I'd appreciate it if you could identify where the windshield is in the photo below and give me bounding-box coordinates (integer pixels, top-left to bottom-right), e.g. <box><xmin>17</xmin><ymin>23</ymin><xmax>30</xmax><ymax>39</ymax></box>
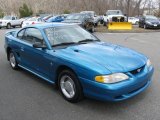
<box><xmin>146</xmin><ymin>16</ymin><xmax>158</xmax><ymax>21</ymax></box>
<box><xmin>66</xmin><ymin>14</ymin><xmax>83</xmax><ymax>20</ymax></box>
<box><xmin>3</xmin><ymin>16</ymin><xmax>12</xmax><ymax>20</ymax></box>
<box><xmin>81</xmin><ymin>11</ymin><xmax>95</xmax><ymax>17</ymax></box>
<box><xmin>44</xmin><ymin>25</ymin><xmax>98</xmax><ymax>46</ymax></box>
<box><xmin>28</xmin><ymin>17</ymin><xmax>38</xmax><ymax>21</ymax></box>
<box><xmin>48</xmin><ymin>16</ymin><xmax>58</xmax><ymax>21</ymax></box>
<box><xmin>106</xmin><ymin>10</ymin><xmax>123</xmax><ymax>15</ymax></box>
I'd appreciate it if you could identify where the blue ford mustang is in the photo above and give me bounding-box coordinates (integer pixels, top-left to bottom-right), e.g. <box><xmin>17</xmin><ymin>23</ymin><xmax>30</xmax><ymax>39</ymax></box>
<box><xmin>4</xmin><ymin>23</ymin><xmax>154</xmax><ymax>103</ymax></box>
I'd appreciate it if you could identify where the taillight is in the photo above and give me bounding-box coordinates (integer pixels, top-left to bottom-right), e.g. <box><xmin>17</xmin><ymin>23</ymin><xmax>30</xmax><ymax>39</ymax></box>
<box><xmin>32</xmin><ymin>22</ymin><xmax>35</xmax><ymax>24</ymax></box>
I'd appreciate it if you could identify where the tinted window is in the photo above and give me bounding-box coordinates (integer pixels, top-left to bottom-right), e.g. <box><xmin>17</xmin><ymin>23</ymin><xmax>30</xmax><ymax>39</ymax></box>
<box><xmin>12</xmin><ymin>17</ymin><xmax>15</xmax><ymax>20</ymax></box>
<box><xmin>23</xmin><ymin>28</ymin><xmax>45</xmax><ymax>45</ymax></box>
<box><xmin>38</xmin><ymin>18</ymin><xmax>42</xmax><ymax>22</ymax></box>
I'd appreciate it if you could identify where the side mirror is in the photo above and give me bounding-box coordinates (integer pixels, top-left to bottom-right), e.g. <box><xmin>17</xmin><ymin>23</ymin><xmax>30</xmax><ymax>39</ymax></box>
<box><xmin>104</xmin><ymin>14</ymin><xmax>106</xmax><ymax>16</ymax></box>
<box><xmin>33</xmin><ymin>42</ymin><xmax>47</xmax><ymax>49</ymax></box>
<box><xmin>94</xmin><ymin>15</ymin><xmax>97</xmax><ymax>17</ymax></box>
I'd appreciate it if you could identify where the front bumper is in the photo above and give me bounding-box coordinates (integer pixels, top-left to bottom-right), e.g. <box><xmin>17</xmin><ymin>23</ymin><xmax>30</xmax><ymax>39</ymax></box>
<box><xmin>146</xmin><ymin>24</ymin><xmax>160</xmax><ymax>29</ymax></box>
<box><xmin>80</xmin><ymin>66</ymin><xmax>154</xmax><ymax>102</ymax></box>
<box><xmin>0</xmin><ymin>23</ymin><xmax>7</xmax><ymax>27</ymax></box>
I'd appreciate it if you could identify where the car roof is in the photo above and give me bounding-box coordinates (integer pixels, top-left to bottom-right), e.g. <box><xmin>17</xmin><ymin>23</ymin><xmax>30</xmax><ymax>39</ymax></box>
<box><xmin>26</xmin><ymin>23</ymin><xmax>74</xmax><ymax>29</ymax></box>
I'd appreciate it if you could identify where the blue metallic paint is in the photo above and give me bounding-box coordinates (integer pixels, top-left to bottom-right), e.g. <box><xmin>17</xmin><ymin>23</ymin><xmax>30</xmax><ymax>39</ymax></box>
<box><xmin>4</xmin><ymin>23</ymin><xmax>154</xmax><ymax>102</ymax></box>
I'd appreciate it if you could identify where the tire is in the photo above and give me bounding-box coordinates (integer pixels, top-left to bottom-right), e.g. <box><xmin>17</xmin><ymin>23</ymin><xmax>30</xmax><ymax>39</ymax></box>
<box><xmin>89</xmin><ymin>26</ymin><xmax>95</xmax><ymax>33</ymax></box>
<box><xmin>94</xmin><ymin>23</ymin><xmax>98</xmax><ymax>27</ymax></box>
<box><xmin>139</xmin><ymin>24</ymin><xmax>141</xmax><ymax>28</ymax></box>
<box><xmin>135</xmin><ymin>21</ymin><xmax>139</xmax><ymax>25</ymax></box>
<box><xmin>7</xmin><ymin>23</ymin><xmax>11</xmax><ymax>29</ymax></box>
<box><xmin>9</xmin><ymin>51</ymin><xmax>18</xmax><ymax>70</ymax></box>
<box><xmin>20</xmin><ymin>22</ymin><xmax>23</xmax><ymax>28</ymax></box>
<box><xmin>144</xmin><ymin>24</ymin><xmax>147</xmax><ymax>29</ymax></box>
<box><xmin>58</xmin><ymin>70</ymin><xmax>83</xmax><ymax>103</ymax></box>
<box><xmin>100</xmin><ymin>20</ymin><xmax>104</xmax><ymax>24</ymax></box>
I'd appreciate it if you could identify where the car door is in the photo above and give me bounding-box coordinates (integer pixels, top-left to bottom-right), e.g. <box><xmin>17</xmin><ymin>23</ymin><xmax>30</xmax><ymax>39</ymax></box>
<box><xmin>141</xmin><ymin>17</ymin><xmax>145</xmax><ymax>26</ymax></box>
<box><xmin>11</xmin><ymin>17</ymin><xmax>16</xmax><ymax>26</ymax></box>
<box><xmin>17</xmin><ymin>27</ymin><xmax>54</xmax><ymax>80</ymax></box>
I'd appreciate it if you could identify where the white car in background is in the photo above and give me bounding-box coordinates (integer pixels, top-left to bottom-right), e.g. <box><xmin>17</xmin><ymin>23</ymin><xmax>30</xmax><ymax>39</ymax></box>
<box><xmin>128</xmin><ymin>17</ymin><xmax>139</xmax><ymax>25</ymax></box>
<box><xmin>22</xmin><ymin>17</ymin><xmax>45</xmax><ymax>28</ymax></box>
<box><xmin>103</xmin><ymin>10</ymin><xmax>126</xmax><ymax>26</ymax></box>
<box><xmin>0</xmin><ymin>16</ymin><xmax>23</xmax><ymax>29</ymax></box>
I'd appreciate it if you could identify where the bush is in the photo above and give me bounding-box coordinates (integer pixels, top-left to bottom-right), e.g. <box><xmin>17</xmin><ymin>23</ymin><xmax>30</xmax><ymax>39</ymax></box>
<box><xmin>19</xmin><ymin>3</ymin><xmax>33</xmax><ymax>18</ymax></box>
<box><xmin>0</xmin><ymin>9</ymin><xmax>4</xmax><ymax>18</ymax></box>
<box><xmin>63</xmin><ymin>10</ymin><xmax>70</xmax><ymax>14</ymax></box>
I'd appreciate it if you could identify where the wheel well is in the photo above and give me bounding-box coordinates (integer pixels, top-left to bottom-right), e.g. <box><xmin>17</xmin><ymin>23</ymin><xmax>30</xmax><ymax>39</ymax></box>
<box><xmin>55</xmin><ymin>65</ymin><xmax>76</xmax><ymax>87</ymax></box>
<box><xmin>7</xmin><ymin>47</ymin><xmax>11</xmax><ymax>61</ymax></box>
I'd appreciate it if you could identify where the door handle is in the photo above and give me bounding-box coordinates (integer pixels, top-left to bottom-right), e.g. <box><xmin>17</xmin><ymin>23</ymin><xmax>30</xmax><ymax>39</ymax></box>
<box><xmin>20</xmin><ymin>47</ymin><xmax>24</xmax><ymax>51</ymax></box>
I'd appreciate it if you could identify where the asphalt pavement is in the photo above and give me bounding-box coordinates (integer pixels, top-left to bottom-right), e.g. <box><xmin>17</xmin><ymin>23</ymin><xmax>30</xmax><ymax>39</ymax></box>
<box><xmin>0</xmin><ymin>29</ymin><xmax>160</xmax><ymax>120</ymax></box>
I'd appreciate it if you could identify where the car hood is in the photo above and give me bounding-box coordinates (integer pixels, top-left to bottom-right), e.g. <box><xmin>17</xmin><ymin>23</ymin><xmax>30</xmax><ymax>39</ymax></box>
<box><xmin>108</xmin><ymin>15</ymin><xmax>125</xmax><ymax>18</ymax></box>
<box><xmin>0</xmin><ymin>20</ymin><xmax>10</xmax><ymax>22</ymax></box>
<box><xmin>147</xmin><ymin>19</ymin><xmax>160</xmax><ymax>24</ymax></box>
<box><xmin>56</xmin><ymin>42</ymin><xmax>147</xmax><ymax>73</ymax></box>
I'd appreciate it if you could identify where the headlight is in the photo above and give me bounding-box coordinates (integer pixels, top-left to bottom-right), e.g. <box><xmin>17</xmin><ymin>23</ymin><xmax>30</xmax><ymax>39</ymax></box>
<box><xmin>95</xmin><ymin>73</ymin><xmax>129</xmax><ymax>84</ymax></box>
<box><xmin>147</xmin><ymin>59</ymin><xmax>152</xmax><ymax>67</ymax></box>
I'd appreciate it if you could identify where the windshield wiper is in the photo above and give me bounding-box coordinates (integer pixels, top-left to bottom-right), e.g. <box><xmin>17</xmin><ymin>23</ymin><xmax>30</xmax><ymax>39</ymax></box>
<box><xmin>52</xmin><ymin>42</ymin><xmax>77</xmax><ymax>47</ymax></box>
<box><xmin>78</xmin><ymin>39</ymin><xmax>100</xmax><ymax>43</ymax></box>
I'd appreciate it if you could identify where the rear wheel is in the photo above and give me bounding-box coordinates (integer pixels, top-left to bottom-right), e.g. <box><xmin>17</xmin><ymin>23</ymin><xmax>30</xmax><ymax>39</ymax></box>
<box><xmin>89</xmin><ymin>26</ymin><xmax>95</xmax><ymax>33</ymax></box>
<box><xmin>58</xmin><ymin>70</ymin><xmax>83</xmax><ymax>103</ymax></box>
<box><xmin>9</xmin><ymin>51</ymin><xmax>18</xmax><ymax>69</ymax></box>
<box><xmin>94</xmin><ymin>23</ymin><xmax>98</xmax><ymax>27</ymax></box>
<box><xmin>7</xmin><ymin>23</ymin><xmax>11</xmax><ymax>29</ymax></box>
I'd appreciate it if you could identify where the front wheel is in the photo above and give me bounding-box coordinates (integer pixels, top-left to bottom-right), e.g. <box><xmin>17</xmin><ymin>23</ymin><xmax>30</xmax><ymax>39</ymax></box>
<box><xmin>144</xmin><ymin>24</ymin><xmax>147</xmax><ymax>29</ymax></box>
<box><xmin>9</xmin><ymin>51</ymin><xmax>18</xmax><ymax>69</ymax></box>
<box><xmin>135</xmin><ymin>21</ymin><xmax>139</xmax><ymax>25</ymax></box>
<box><xmin>58</xmin><ymin>70</ymin><xmax>83</xmax><ymax>103</ymax></box>
<box><xmin>89</xmin><ymin>26</ymin><xmax>95</xmax><ymax>33</ymax></box>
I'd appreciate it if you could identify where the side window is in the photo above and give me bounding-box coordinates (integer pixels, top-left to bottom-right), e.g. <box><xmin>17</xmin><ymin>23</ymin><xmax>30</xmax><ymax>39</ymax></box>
<box><xmin>23</xmin><ymin>28</ymin><xmax>46</xmax><ymax>45</ymax></box>
<box><xmin>12</xmin><ymin>17</ymin><xmax>15</xmax><ymax>20</ymax></box>
<box><xmin>38</xmin><ymin>18</ymin><xmax>42</xmax><ymax>22</ymax></box>
<box><xmin>17</xmin><ymin>29</ymin><xmax>25</xmax><ymax>39</ymax></box>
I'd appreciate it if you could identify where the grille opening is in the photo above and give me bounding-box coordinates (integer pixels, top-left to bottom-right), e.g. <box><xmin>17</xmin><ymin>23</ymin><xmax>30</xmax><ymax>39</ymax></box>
<box><xmin>130</xmin><ymin>65</ymin><xmax>145</xmax><ymax>75</ymax></box>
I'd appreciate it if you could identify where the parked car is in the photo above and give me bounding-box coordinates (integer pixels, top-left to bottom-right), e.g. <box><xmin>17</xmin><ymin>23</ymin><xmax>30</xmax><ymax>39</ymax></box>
<box><xmin>43</xmin><ymin>15</ymin><xmax>54</xmax><ymax>21</ymax></box>
<box><xmin>103</xmin><ymin>10</ymin><xmax>126</xmax><ymax>26</ymax></box>
<box><xmin>47</xmin><ymin>15</ymin><xmax>65</xmax><ymax>23</ymax></box>
<box><xmin>128</xmin><ymin>17</ymin><xmax>139</xmax><ymax>25</ymax></box>
<box><xmin>22</xmin><ymin>17</ymin><xmax>45</xmax><ymax>28</ymax></box>
<box><xmin>80</xmin><ymin>11</ymin><xmax>101</xmax><ymax>26</ymax></box>
<box><xmin>63</xmin><ymin>13</ymin><xmax>95</xmax><ymax>32</ymax></box>
<box><xmin>5</xmin><ymin>23</ymin><xmax>154</xmax><ymax>103</ymax></box>
<box><xmin>0</xmin><ymin>16</ymin><xmax>23</xmax><ymax>29</ymax></box>
<box><xmin>139</xmin><ymin>15</ymin><xmax>160</xmax><ymax>29</ymax></box>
